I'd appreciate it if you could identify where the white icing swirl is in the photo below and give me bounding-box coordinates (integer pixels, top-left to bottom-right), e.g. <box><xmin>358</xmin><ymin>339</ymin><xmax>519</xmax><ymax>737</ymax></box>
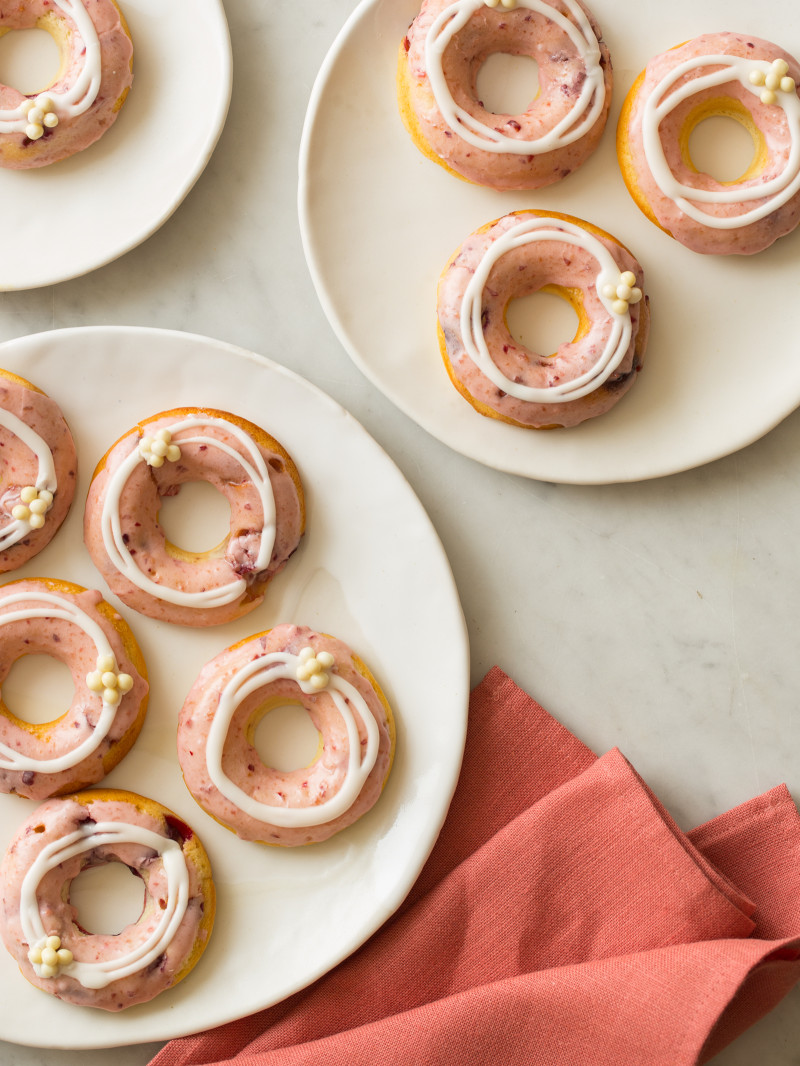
<box><xmin>20</xmin><ymin>820</ymin><xmax>189</xmax><ymax>990</ymax></box>
<box><xmin>459</xmin><ymin>216</ymin><xmax>634</xmax><ymax>401</ymax></box>
<box><xmin>0</xmin><ymin>408</ymin><xmax>58</xmax><ymax>552</ymax></box>
<box><xmin>641</xmin><ymin>54</ymin><xmax>800</xmax><ymax>229</ymax></box>
<box><xmin>206</xmin><ymin>650</ymin><xmax>380</xmax><ymax>828</ymax></box>
<box><xmin>99</xmin><ymin>415</ymin><xmax>277</xmax><ymax>610</ymax></box>
<box><xmin>0</xmin><ymin>0</ymin><xmax>103</xmax><ymax>133</ymax></box>
<box><xmin>424</xmin><ymin>0</ymin><xmax>606</xmax><ymax>154</ymax></box>
<box><xmin>0</xmin><ymin>589</ymin><xmax>126</xmax><ymax>774</ymax></box>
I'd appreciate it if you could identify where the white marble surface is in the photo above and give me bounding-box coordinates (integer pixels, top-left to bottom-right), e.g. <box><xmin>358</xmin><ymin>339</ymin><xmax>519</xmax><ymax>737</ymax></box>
<box><xmin>1</xmin><ymin>0</ymin><xmax>800</xmax><ymax>1062</ymax></box>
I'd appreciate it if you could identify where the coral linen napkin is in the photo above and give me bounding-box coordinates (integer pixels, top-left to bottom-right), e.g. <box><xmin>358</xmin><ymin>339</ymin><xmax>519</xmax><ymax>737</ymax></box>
<box><xmin>151</xmin><ymin>667</ymin><xmax>800</xmax><ymax>1066</ymax></box>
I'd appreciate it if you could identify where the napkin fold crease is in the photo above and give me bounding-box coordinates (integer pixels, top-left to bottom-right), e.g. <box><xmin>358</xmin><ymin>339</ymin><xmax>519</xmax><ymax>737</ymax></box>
<box><xmin>152</xmin><ymin>667</ymin><xmax>800</xmax><ymax>1066</ymax></box>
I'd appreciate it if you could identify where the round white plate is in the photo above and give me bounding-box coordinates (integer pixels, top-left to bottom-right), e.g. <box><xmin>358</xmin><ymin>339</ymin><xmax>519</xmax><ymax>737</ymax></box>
<box><xmin>299</xmin><ymin>0</ymin><xmax>800</xmax><ymax>484</ymax></box>
<box><xmin>0</xmin><ymin>0</ymin><xmax>231</xmax><ymax>291</ymax></box>
<box><xmin>0</xmin><ymin>327</ymin><xmax>469</xmax><ymax>1048</ymax></box>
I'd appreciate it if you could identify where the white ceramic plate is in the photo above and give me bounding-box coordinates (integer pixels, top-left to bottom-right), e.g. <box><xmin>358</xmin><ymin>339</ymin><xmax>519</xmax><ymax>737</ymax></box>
<box><xmin>0</xmin><ymin>0</ymin><xmax>231</xmax><ymax>291</ymax></box>
<box><xmin>0</xmin><ymin>327</ymin><xmax>469</xmax><ymax>1048</ymax></box>
<box><xmin>299</xmin><ymin>0</ymin><xmax>800</xmax><ymax>484</ymax></box>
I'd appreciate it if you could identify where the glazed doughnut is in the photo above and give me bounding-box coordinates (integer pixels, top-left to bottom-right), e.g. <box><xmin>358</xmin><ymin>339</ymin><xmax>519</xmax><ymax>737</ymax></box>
<box><xmin>437</xmin><ymin>210</ymin><xmax>650</xmax><ymax>429</ymax></box>
<box><xmin>0</xmin><ymin>369</ymin><xmax>77</xmax><ymax>574</ymax></box>
<box><xmin>84</xmin><ymin>408</ymin><xmax>305</xmax><ymax>627</ymax></box>
<box><xmin>177</xmin><ymin>625</ymin><xmax>396</xmax><ymax>846</ymax></box>
<box><xmin>0</xmin><ymin>578</ymin><xmax>148</xmax><ymax>800</ymax></box>
<box><xmin>398</xmin><ymin>0</ymin><xmax>612</xmax><ymax>190</ymax></box>
<box><xmin>0</xmin><ymin>789</ymin><xmax>214</xmax><ymax>1010</ymax></box>
<box><xmin>0</xmin><ymin>0</ymin><xmax>133</xmax><ymax>169</ymax></box>
<box><xmin>617</xmin><ymin>34</ymin><xmax>800</xmax><ymax>255</ymax></box>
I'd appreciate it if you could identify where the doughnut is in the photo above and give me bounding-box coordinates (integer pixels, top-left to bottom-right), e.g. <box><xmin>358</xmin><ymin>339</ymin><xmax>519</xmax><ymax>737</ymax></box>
<box><xmin>436</xmin><ymin>210</ymin><xmax>650</xmax><ymax>429</ymax></box>
<box><xmin>398</xmin><ymin>0</ymin><xmax>612</xmax><ymax>190</ymax></box>
<box><xmin>0</xmin><ymin>789</ymin><xmax>214</xmax><ymax>1010</ymax></box>
<box><xmin>177</xmin><ymin>625</ymin><xmax>396</xmax><ymax>847</ymax></box>
<box><xmin>0</xmin><ymin>578</ymin><xmax>148</xmax><ymax>800</ymax></box>
<box><xmin>0</xmin><ymin>0</ymin><xmax>133</xmax><ymax>169</ymax></box>
<box><xmin>83</xmin><ymin>408</ymin><xmax>306</xmax><ymax>628</ymax></box>
<box><xmin>617</xmin><ymin>34</ymin><xmax>800</xmax><ymax>255</ymax></box>
<box><xmin>0</xmin><ymin>368</ymin><xmax>77</xmax><ymax>574</ymax></box>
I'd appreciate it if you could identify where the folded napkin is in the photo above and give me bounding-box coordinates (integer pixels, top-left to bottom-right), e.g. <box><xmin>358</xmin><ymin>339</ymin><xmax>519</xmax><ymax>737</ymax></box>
<box><xmin>151</xmin><ymin>667</ymin><xmax>800</xmax><ymax>1066</ymax></box>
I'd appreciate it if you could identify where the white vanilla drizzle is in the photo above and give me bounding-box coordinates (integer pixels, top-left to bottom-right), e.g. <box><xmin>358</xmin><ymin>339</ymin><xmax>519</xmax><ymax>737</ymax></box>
<box><xmin>21</xmin><ymin>820</ymin><xmax>189</xmax><ymax>989</ymax></box>
<box><xmin>99</xmin><ymin>416</ymin><xmax>277</xmax><ymax>610</ymax></box>
<box><xmin>0</xmin><ymin>590</ymin><xmax>126</xmax><ymax>774</ymax></box>
<box><xmin>459</xmin><ymin>216</ymin><xmax>634</xmax><ymax>402</ymax></box>
<box><xmin>205</xmin><ymin>650</ymin><xmax>380</xmax><ymax>827</ymax></box>
<box><xmin>0</xmin><ymin>0</ymin><xmax>102</xmax><ymax>132</ymax></box>
<box><xmin>641</xmin><ymin>54</ymin><xmax>800</xmax><ymax>229</ymax></box>
<box><xmin>0</xmin><ymin>408</ymin><xmax>58</xmax><ymax>552</ymax></box>
<box><xmin>423</xmin><ymin>0</ymin><xmax>606</xmax><ymax>154</ymax></box>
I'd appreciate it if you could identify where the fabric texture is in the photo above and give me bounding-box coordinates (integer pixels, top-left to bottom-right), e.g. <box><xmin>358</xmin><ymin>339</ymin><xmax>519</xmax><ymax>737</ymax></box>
<box><xmin>151</xmin><ymin>667</ymin><xmax>800</xmax><ymax>1066</ymax></box>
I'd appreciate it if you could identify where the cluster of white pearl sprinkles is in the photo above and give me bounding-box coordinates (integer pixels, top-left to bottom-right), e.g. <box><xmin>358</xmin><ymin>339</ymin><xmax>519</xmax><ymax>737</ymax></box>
<box><xmin>28</xmin><ymin>935</ymin><xmax>73</xmax><ymax>978</ymax></box>
<box><xmin>602</xmin><ymin>271</ymin><xmax>643</xmax><ymax>316</ymax></box>
<box><xmin>11</xmin><ymin>486</ymin><xmax>53</xmax><ymax>530</ymax></box>
<box><xmin>86</xmin><ymin>654</ymin><xmax>134</xmax><ymax>705</ymax></box>
<box><xmin>749</xmin><ymin>59</ymin><xmax>797</xmax><ymax>105</ymax></box>
<box><xmin>484</xmin><ymin>0</ymin><xmax>518</xmax><ymax>8</ymax></box>
<box><xmin>21</xmin><ymin>95</ymin><xmax>59</xmax><ymax>141</ymax></box>
<box><xmin>295</xmin><ymin>647</ymin><xmax>336</xmax><ymax>690</ymax></box>
<box><xmin>138</xmin><ymin>428</ymin><xmax>181</xmax><ymax>468</ymax></box>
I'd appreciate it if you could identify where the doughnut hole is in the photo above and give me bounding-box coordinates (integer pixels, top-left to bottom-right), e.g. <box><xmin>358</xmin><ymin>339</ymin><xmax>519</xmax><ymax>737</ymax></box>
<box><xmin>0</xmin><ymin>653</ymin><xmax>75</xmax><ymax>727</ymax></box>
<box><xmin>158</xmin><ymin>480</ymin><xmax>233</xmax><ymax>560</ymax></box>
<box><xmin>250</xmin><ymin>700</ymin><xmax>323</xmax><ymax>773</ymax></box>
<box><xmin>440</xmin><ymin>8</ymin><xmax>593</xmax><ymax>136</ymax></box>
<box><xmin>682</xmin><ymin>97</ymin><xmax>768</xmax><ymax>184</ymax></box>
<box><xmin>476</xmin><ymin>52</ymin><xmax>540</xmax><ymax>115</ymax></box>
<box><xmin>0</xmin><ymin>20</ymin><xmax>64</xmax><ymax>95</ymax></box>
<box><xmin>69</xmin><ymin>861</ymin><xmax>146</xmax><ymax>935</ymax></box>
<box><xmin>505</xmin><ymin>284</ymin><xmax>589</xmax><ymax>359</ymax></box>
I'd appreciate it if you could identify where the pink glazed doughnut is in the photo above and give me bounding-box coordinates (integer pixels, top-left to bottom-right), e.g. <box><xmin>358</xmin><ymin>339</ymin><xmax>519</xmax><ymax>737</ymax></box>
<box><xmin>0</xmin><ymin>578</ymin><xmax>148</xmax><ymax>801</ymax></box>
<box><xmin>0</xmin><ymin>0</ymin><xmax>133</xmax><ymax>169</ymax></box>
<box><xmin>398</xmin><ymin>0</ymin><xmax>612</xmax><ymax>190</ymax></box>
<box><xmin>0</xmin><ymin>789</ymin><xmax>215</xmax><ymax>1010</ymax></box>
<box><xmin>177</xmin><ymin>625</ymin><xmax>396</xmax><ymax>846</ymax></box>
<box><xmin>0</xmin><ymin>368</ymin><xmax>77</xmax><ymax>574</ymax></box>
<box><xmin>617</xmin><ymin>34</ymin><xmax>800</xmax><ymax>254</ymax></box>
<box><xmin>437</xmin><ymin>210</ymin><xmax>650</xmax><ymax>428</ymax></box>
<box><xmin>84</xmin><ymin>408</ymin><xmax>306</xmax><ymax>628</ymax></box>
